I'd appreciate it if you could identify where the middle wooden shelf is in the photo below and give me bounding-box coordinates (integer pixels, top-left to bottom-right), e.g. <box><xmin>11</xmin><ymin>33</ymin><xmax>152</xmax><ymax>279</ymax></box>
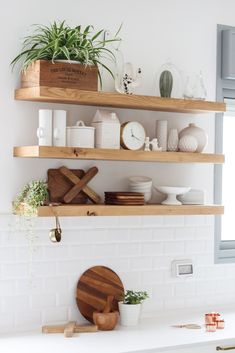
<box><xmin>13</xmin><ymin>146</ymin><xmax>225</xmax><ymax>164</ymax></box>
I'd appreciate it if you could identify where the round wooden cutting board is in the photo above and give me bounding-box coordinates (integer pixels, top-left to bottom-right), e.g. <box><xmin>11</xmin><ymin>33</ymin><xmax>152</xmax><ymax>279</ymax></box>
<box><xmin>76</xmin><ymin>266</ymin><xmax>125</xmax><ymax>323</ymax></box>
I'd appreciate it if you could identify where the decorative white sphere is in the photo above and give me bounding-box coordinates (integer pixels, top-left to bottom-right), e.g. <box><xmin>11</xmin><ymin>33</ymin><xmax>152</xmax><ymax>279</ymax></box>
<box><xmin>178</xmin><ymin>135</ymin><xmax>198</xmax><ymax>152</ymax></box>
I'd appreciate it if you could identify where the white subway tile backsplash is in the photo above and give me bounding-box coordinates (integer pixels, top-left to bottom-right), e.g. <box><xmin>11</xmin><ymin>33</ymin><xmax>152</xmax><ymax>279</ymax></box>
<box><xmin>184</xmin><ymin>240</ymin><xmax>206</xmax><ymax>254</ymax></box>
<box><xmin>118</xmin><ymin>243</ymin><xmax>140</xmax><ymax>257</ymax></box>
<box><xmin>142</xmin><ymin>270</ymin><xmax>164</xmax><ymax>284</ymax></box>
<box><xmin>130</xmin><ymin>257</ymin><xmax>153</xmax><ymax>270</ymax></box>
<box><xmin>1</xmin><ymin>214</ymin><xmax>235</xmax><ymax>333</ymax></box>
<box><xmin>2</xmin><ymin>263</ymin><xmax>28</xmax><ymax>279</ymax></box>
<box><xmin>163</xmin><ymin>216</ymin><xmax>184</xmax><ymax>226</ymax></box>
<box><xmin>163</xmin><ymin>241</ymin><xmax>184</xmax><ymax>254</ymax></box>
<box><xmin>152</xmin><ymin>228</ymin><xmax>174</xmax><ymax>240</ymax></box>
<box><xmin>42</xmin><ymin>307</ymin><xmax>68</xmax><ymax>324</ymax></box>
<box><xmin>141</xmin><ymin>242</ymin><xmax>164</xmax><ymax>256</ymax></box>
<box><xmin>184</xmin><ymin>215</ymin><xmax>207</xmax><ymax>226</ymax></box>
<box><xmin>31</xmin><ymin>293</ymin><xmax>56</xmax><ymax>309</ymax></box>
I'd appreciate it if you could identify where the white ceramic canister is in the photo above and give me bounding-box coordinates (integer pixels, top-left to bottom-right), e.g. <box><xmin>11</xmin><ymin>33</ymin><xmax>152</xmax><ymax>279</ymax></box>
<box><xmin>37</xmin><ymin>109</ymin><xmax>53</xmax><ymax>146</ymax></box>
<box><xmin>66</xmin><ymin>120</ymin><xmax>95</xmax><ymax>148</ymax></box>
<box><xmin>156</xmin><ymin>120</ymin><xmax>168</xmax><ymax>151</ymax></box>
<box><xmin>179</xmin><ymin>123</ymin><xmax>208</xmax><ymax>152</ymax></box>
<box><xmin>92</xmin><ymin>110</ymin><xmax>120</xmax><ymax>149</ymax></box>
<box><xmin>53</xmin><ymin>110</ymin><xmax>67</xmax><ymax>147</ymax></box>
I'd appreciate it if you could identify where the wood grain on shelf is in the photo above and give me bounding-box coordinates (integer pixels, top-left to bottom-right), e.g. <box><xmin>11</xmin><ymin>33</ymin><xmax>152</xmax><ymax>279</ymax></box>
<box><xmin>13</xmin><ymin>146</ymin><xmax>225</xmax><ymax>164</ymax></box>
<box><xmin>37</xmin><ymin>204</ymin><xmax>224</xmax><ymax>217</ymax></box>
<box><xmin>15</xmin><ymin>86</ymin><xmax>226</xmax><ymax>113</ymax></box>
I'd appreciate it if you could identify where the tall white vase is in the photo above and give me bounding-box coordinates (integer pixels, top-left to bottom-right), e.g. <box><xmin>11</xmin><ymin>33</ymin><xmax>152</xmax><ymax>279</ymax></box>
<box><xmin>156</xmin><ymin>120</ymin><xmax>168</xmax><ymax>151</ymax></box>
<box><xmin>37</xmin><ymin>110</ymin><xmax>53</xmax><ymax>146</ymax></box>
<box><xmin>53</xmin><ymin>110</ymin><xmax>67</xmax><ymax>146</ymax></box>
<box><xmin>167</xmin><ymin>128</ymin><xmax>178</xmax><ymax>151</ymax></box>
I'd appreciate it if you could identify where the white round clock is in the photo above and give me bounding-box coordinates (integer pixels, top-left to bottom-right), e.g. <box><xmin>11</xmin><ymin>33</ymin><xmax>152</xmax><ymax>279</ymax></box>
<box><xmin>121</xmin><ymin>121</ymin><xmax>146</xmax><ymax>150</ymax></box>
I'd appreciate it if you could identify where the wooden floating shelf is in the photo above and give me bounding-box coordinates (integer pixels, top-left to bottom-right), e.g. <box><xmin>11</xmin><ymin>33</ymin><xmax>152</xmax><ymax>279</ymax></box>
<box><xmin>37</xmin><ymin>204</ymin><xmax>224</xmax><ymax>217</ymax></box>
<box><xmin>13</xmin><ymin>146</ymin><xmax>225</xmax><ymax>164</ymax></box>
<box><xmin>15</xmin><ymin>86</ymin><xmax>226</xmax><ymax>114</ymax></box>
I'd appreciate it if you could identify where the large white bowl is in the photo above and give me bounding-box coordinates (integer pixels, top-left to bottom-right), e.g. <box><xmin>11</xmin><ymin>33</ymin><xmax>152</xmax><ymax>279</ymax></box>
<box><xmin>154</xmin><ymin>186</ymin><xmax>191</xmax><ymax>205</ymax></box>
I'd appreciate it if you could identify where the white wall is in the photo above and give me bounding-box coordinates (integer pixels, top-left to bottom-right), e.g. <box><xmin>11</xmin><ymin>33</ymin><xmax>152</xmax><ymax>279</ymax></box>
<box><xmin>1</xmin><ymin>0</ymin><xmax>235</xmax><ymax>333</ymax></box>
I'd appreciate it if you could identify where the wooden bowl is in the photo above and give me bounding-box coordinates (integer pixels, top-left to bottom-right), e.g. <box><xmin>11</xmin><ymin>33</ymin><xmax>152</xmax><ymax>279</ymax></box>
<box><xmin>93</xmin><ymin>311</ymin><xmax>119</xmax><ymax>331</ymax></box>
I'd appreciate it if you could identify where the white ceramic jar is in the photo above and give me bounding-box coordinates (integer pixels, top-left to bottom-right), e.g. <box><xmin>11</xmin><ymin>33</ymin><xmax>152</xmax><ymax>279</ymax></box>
<box><xmin>92</xmin><ymin>110</ymin><xmax>120</xmax><ymax>149</ymax></box>
<box><xmin>179</xmin><ymin>123</ymin><xmax>208</xmax><ymax>152</ymax></box>
<box><xmin>66</xmin><ymin>120</ymin><xmax>95</xmax><ymax>148</ymax></box>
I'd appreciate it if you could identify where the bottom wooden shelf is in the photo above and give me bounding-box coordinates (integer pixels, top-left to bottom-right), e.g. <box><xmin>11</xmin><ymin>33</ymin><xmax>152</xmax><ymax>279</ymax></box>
<box><xmin>36</xmin><ymin>204</ymin><xmax>224</xmax><ymax>217</ymax></box>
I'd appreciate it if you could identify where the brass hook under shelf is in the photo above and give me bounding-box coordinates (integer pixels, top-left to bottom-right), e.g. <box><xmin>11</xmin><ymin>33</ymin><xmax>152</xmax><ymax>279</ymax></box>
<box><xmin>87</xmin><ymin>211</ymin><xmax>96</xmax><ymax>216</ymax></box>
<box><xmin>217</xmin><ymin>346</ymin><xmax>235</xmax><ymax>351</ymax></box>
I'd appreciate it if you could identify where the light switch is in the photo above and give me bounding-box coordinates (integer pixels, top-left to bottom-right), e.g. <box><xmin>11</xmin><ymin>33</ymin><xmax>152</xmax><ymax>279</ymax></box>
<box><xmin>171</xmin><ymin>259</ymin><xmax>194</xmax><ymax>277</ymax></box>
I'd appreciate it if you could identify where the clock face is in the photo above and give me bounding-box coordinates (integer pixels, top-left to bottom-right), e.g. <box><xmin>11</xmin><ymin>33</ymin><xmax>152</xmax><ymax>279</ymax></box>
<box><xmin>121</xmin><ymin>122</ymin><xmax>146</xmax><ymax>150</ymax></box>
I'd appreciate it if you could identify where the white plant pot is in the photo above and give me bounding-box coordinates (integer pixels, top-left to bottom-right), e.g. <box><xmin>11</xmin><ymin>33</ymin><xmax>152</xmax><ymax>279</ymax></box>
<box><xmin>118</xmin><ymin>302</ymin><xmax>142</xmax><ymax>326</ymax></box>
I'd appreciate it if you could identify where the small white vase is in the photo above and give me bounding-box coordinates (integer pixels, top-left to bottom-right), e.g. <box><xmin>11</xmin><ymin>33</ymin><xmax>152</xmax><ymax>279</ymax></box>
<box><xmin>118</xmin><ymin>302</ymin><xmax>142</xmax><ymax>326</ymax></box>
<box><xmin>156</xmin><ymin>120</ymin><xmax>168</xmax><ymax>151</ymax></box>
<box><xmin>178</xmin><ymin>135</ymin><xmax>198</xmax><ymax>152</ymax></box>
<box><xmin>179</xmin><ymin>123</ymin><xmax>208</xmax><ymax>152</ymax></box>
<box><xmin>167</xmin><ymin>128</ymin><xmax>178</xmax><ymax>151</ymax></box>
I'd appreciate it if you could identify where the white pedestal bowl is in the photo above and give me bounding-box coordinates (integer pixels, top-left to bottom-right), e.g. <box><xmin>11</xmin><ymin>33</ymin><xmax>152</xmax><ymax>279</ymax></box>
<box><xmin>154</xmin><ymin>186</ymin><xmax>191</xmax><ymax>205</ymax></box>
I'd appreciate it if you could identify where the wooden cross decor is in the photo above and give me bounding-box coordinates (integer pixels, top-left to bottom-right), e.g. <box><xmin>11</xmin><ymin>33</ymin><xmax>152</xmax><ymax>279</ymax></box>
<box><xmin>47</xmin><ymin>166</ymin><xmax>101</xmax><ymax>204</ymax></box>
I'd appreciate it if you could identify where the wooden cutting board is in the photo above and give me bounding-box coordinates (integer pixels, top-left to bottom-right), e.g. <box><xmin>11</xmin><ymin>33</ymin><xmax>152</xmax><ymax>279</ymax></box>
<box><xmin>47</xmin><ymin>169</ymin><xmax>87</xmax><ymax>204</ymax></box>
<box><xmin>76</xmin><ymin>266</ymin><xmax>124</xmax><ymax>323</ymax></box>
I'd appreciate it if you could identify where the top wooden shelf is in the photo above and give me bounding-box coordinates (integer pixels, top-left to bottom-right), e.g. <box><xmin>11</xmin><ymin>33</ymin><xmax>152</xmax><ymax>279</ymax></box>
<box><xmin>15</xmin><ymin>86</ymin><xmax>226</xmax><ymax>114</ymax></box>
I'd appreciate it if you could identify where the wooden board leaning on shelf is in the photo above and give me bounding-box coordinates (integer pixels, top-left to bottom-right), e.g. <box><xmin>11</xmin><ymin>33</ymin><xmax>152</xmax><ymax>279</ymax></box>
<box><xmin>13</xmin><ymin>146</ymin><xmax>225</xmax><ymax>164</ymax></box>
<box><xmin>36</xmin><ymin>204</ymin><xmax>224</xmax><ymax>217</ymax></box>
<box><xmin>14</xmin><ymin>86</ymin><xmax>226</xmax><ymax>114</ymax></box>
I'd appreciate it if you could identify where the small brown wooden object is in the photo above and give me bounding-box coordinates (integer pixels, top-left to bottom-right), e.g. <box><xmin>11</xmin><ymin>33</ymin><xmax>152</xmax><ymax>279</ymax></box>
<box><xmin>47</xmin><ymin>169</ymin><xmax>87</xmax><ymax>204</ymax></box>
<box><xmin>63</xmin><ymin>166</ymin><xmax>98</xmax><ymax>204</ymax></box>
<box><xmin>76</xmin><ymin>266</ymin><xmax>124</xmax><ymax>324</ymax></box>
<box><xmin>21</xmin><ymin>60</ymin><xmax>98</xmax><ymax>91</ymax></box>
<box><xmin>42</xmin><ymin>323</ymin><xmax>98</xmax><ymax>337</ymax></box>
<box><xmin>59</xmin><ymin>166</ymin><xmax>100</xmax><ymax>204</ymax></box>
<box><xmin>64</xmin><ymin>321</ymin><xmax>76</xmax><ymax>337</ymax></box>
<box><xmin>93</xmin><ymin>295</ymin><xmax>119</xmax><ymax>331</ymax></box>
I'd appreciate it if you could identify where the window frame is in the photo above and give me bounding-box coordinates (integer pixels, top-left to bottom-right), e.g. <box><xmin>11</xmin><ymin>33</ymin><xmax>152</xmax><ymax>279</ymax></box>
<box><xmin>215</xmin><ymin>25</ymin><xmax>235</xmax><ymax>263</ymax></box>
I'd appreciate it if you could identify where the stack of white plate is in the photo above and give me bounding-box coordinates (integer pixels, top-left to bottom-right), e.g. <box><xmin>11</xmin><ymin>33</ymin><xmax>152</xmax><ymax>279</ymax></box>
<box><xmin>128</xmin><ymin>176</ymin><xmax>153</xmax><ymax>202</ymax></box>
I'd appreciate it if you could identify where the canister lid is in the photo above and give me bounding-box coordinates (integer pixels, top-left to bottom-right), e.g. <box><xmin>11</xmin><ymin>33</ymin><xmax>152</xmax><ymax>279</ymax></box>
<box><xmin>67</xmin><ymin>120</ymin><xmax>95</xmax><ymax>130</ymax></box>
<box><xmin>92</xmin><ymin>110</ymin><xmax>120</xmax><ymax>123</ymax></box>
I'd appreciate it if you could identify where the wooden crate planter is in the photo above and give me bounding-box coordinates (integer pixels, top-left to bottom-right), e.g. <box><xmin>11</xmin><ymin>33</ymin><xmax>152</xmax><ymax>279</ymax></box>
<box><xmin>21</xmin><ymin>60</ymin><xmax>98</xmax><ymax>91</ymax></box>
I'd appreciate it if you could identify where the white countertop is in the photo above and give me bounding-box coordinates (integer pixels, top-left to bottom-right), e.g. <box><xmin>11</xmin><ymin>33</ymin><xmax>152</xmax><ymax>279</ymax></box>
<box><xmin>2</xmin><ymin>310</ymin><xmax>235</xmax><ymax>353</ymax></box>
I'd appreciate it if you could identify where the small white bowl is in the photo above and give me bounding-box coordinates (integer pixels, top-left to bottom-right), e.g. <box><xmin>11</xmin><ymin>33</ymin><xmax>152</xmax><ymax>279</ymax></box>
<box><xmin>128</xmin><ymin>176</ymin><xmax>152</xmax><ymax>184</ymax></box>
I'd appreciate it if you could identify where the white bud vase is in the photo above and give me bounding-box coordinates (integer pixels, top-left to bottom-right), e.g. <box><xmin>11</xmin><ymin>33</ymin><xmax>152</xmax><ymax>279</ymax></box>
<box><xmin>179</xmin><ymin>123</ymin><xmax>208</xmax><ymax>152</ymax></box>
<box><xmin>156</xmin><ymin>120</ymin><xmax>168</xmax><ymax>151</ymax></box>
<box><xmin>167</xmin><ymin>128</ymin><xmax>178</xmax><ymax>151</ymax></box>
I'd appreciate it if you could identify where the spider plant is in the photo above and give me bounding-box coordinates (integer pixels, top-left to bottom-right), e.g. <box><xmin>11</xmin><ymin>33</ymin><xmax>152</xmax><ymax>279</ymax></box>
<box><xmin>11</xmin><ymin>21</ymin><xmax>122</xmax><ymax>85</ymax></box>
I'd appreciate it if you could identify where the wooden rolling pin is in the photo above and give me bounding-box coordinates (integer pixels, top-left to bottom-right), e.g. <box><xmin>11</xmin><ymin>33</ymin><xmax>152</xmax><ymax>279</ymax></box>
<box><xmin>42</xmin><ymin>321</ymin><xmax>98</xmax><ymax>338</ymax></box>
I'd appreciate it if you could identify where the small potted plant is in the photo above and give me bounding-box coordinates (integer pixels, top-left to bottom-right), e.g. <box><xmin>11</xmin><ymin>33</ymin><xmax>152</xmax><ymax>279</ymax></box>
<box><xmin>13</xmin><ymin>180</ymin><xmax>48</xmax><ymax>217</ymax></box>
<box><xmin>11</xmin><ymin>21</ymin><xmax>121</xmax><ymax>90</ymax></box>
<box><xmin>118</xmin><ymin>290</ymin><xmax>149</xmax><ymax>326</ymax></box>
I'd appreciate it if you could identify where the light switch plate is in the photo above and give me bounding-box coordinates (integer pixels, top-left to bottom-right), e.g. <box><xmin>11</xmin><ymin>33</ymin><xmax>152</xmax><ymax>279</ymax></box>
<box><xmin>171</xmin><ymin>259</ymin><xmax>194</xmax><ymax>277</ymax></box>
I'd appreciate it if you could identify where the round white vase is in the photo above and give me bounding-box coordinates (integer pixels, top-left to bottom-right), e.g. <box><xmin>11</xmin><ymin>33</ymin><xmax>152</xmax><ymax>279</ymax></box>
<box><xmin>179</xmin><ymin>123</ymin><xmax>208</xmax><ymax>152</ymax></box>
<box><xmin>167</xmin><ymin>128</ymin><xmax>178</xmax><ymax>151</ymax></box>
<box><xmin>178</xmin><ymin>135</ymin><xmax>198</xmax><ymax>152</ymax></box>
<box><xmin>118</xmin><ymin>302</ymin><xmax>142</xmax><ymax>326</ymax></box>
